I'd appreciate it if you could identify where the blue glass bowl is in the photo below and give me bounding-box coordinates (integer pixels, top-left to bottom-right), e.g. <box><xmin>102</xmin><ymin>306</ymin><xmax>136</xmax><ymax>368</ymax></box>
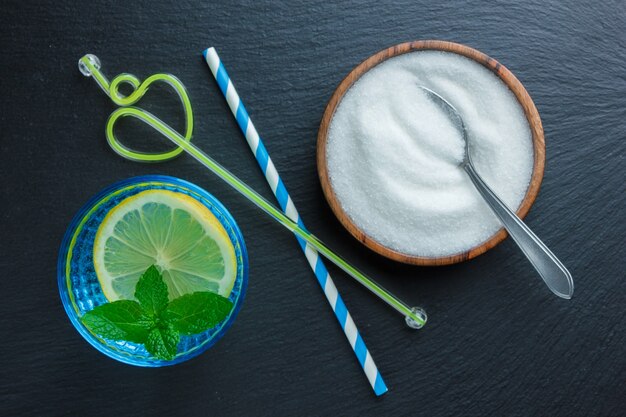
<box><xmin>58</xmin><ymin>175</ymin><xmax>248</xmax><ymax>366</ymax></box>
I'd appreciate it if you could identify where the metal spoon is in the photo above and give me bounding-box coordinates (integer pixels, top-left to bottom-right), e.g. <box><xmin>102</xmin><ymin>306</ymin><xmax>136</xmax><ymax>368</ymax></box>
<box><xmin>420</xmin><ymin>86</ymin><xmax>574</xmax><ymax>299</ymax></box>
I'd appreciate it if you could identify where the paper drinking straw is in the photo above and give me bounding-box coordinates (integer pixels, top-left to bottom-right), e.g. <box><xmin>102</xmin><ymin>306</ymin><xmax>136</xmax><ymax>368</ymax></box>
<box><xmin>203</xmin><ymin>47</ymin><xmax>388</xmax><ymax>396</ymax></box>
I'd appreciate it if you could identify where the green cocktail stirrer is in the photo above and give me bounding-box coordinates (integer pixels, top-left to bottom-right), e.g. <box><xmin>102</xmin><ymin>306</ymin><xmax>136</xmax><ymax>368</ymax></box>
<box><xmin>78</xmin><ymin>54</ymin><xmax>427</xmax><ymax>329</ymax></box>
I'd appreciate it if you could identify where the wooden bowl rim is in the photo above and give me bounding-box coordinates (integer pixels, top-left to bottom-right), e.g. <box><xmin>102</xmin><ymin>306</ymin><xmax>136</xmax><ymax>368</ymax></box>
<box><xmin>317</xmin><ymin>40</ymin><xmax>545</xmax><ymax>266</ymax></box>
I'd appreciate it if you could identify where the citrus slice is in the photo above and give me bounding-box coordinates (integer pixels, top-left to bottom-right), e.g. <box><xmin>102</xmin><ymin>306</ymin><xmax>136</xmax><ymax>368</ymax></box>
<box><xmin>93</xmin><ymin>189</ymin><xmax>237</xmax><ymax>302</ymax></box>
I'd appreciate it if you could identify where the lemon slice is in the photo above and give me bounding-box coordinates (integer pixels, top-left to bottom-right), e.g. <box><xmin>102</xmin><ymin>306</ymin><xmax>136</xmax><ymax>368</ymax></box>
<box><xmin>93</xmin><ymin>189</ymin><xmax>237</xmax><ymax>301</ymax></box>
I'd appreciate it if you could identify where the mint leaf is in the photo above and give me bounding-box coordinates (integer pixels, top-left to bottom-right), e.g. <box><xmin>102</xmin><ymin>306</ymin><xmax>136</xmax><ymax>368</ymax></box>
<box><xmin>145</xmin><ymin>323</ymin><xmax>180</xmax><ymax>360</ymax></box>
<box><xmin>134</xmin><ymin>265</ymin><xmax>169</xmax><ymax>316</ymax></box>
<box><xmin>163</xmin><ymin>292</ymin><xmax>234</xmax><ymax>335</ymax></box>
<box><xmin>81</xmin><ymin>300</ymin><xmax>153</xmax><ymax>343</ymax></box>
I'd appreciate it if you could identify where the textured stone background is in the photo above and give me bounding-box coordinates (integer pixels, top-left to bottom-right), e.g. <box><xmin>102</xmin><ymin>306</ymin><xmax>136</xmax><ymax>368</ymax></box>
<box><xmin>1</xmin><ymin>1</ymin><xmax>624</xmax><ymax>415</ymax></box>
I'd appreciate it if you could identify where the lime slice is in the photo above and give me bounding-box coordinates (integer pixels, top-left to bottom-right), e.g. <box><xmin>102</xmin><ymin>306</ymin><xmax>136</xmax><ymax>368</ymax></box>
<box><xmin>93</xmin><ymin>189</ymin><xmax>237</xmax><ymax>301</ymax></box>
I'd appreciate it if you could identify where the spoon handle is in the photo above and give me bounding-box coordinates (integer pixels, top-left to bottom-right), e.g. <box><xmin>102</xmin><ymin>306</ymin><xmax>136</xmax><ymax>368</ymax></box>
<box><xmin>464</xmin><ymin>163</ymin><xmax>574</xmax><ymax>299</ymax></box>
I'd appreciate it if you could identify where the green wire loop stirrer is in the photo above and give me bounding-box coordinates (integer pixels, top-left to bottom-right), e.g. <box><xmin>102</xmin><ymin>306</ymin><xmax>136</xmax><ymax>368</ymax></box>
<box><xmin>78</xmin><ymin>54</ymin><xmax>427</xmax><ymax>329</ymax></box>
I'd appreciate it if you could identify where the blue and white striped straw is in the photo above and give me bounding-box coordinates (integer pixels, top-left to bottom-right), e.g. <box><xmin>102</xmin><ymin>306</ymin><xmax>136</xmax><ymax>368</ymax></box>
<box><xmin>203</xmin><ymin>47</ymin><xmax>387</xmax><ymax>396</ymax></box>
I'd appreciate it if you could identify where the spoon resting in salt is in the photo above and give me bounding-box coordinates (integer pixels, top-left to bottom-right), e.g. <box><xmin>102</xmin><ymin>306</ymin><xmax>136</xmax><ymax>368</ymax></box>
<box><xmin>419</xmin><ymin>86</ymin><xmax>574</xmax><ymax>299</ymax></box>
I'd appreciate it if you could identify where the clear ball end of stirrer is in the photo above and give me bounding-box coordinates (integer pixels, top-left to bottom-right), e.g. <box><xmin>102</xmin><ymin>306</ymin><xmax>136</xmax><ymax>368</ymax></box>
<box><xmin>405</xmin><ymin>306</ymin><xmax>428</xmax><ymax>329</ymax></box>
<box><xmin>78</xmin><ymin>54</ymin><xmax>101</xmax><ymax>77</ymax></box>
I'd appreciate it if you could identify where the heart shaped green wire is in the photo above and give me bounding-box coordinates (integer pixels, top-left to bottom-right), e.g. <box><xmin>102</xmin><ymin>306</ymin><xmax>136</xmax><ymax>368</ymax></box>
<box><xmin>79</xmin><ymin>54</ymin><xmax>193</xmax><ymax>162</ymax></box>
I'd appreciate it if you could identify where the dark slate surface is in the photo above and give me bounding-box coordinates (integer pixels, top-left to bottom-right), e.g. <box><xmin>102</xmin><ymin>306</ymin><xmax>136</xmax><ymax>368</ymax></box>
<box><xmin>1</xmin><ymin>1</ymin><xmax>624</xmax><ymax>415</ymax></box>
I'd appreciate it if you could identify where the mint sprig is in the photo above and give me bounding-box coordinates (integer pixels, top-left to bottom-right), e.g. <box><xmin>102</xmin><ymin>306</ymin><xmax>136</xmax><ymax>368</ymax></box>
<box><xmin>81</xmin><ymin>265</ymin><xmax>234</xmax><ymax>360</ymax></box>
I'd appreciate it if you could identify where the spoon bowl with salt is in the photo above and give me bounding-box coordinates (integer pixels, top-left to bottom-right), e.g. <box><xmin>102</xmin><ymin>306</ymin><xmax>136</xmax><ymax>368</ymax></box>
<box><xmin>419</xmin><ymin>86</ymin><xmax>574</xmax><ymax>299</ymax></box>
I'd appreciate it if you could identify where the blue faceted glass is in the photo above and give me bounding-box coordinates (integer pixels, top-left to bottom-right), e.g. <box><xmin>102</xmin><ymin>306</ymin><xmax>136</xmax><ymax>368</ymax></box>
<box><xmin>58</xmin><ymin>175</ymin><xmax>248</xmax><ymax>366</ymax></box>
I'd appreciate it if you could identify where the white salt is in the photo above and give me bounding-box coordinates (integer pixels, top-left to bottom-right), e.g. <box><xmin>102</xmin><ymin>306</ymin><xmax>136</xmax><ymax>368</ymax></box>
<box><xmin>326</xmin><ymin>51</ymin><xmax>534</xmax><ymax>257</ymax></box>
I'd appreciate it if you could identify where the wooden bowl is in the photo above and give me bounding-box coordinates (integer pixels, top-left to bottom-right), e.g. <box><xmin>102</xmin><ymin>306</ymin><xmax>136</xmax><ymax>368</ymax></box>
<box><xmin>317</xmin><ymin>40</ymin><xmax>545</xmax><ymax>266</ymax></box>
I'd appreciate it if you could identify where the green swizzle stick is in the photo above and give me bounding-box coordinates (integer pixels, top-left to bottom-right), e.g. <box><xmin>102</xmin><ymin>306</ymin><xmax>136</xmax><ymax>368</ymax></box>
<box><xmin>78</xmin><ymin>54</ymin><xmax>427</xmax><ymax>329</ymax></box>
